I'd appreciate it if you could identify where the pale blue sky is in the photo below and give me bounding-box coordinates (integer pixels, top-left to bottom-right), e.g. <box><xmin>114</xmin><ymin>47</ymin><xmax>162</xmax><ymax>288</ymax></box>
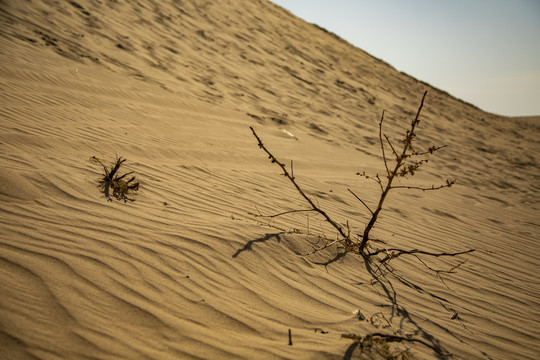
<box><xmin>272</xmin><ymin>0</ymin><xmax>540</xmax><ymax>116</ymax></box>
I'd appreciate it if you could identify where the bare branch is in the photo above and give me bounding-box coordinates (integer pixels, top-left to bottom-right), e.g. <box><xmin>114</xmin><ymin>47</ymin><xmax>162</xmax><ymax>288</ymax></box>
<box><xmin>391</xmin><ymin>180</ymin><xmax>455</xmax><ymax>191</ymax></box>
<box><xmin>303</xmin><ymin>237</ymin><xmax>348</xmax><ymax>256</ymax></box>
<box><xmin>412</xmin><ymin>144</ymin><xmax>448</xmax><ymax>156</ymax></box>
<box><xmin>384</xmin><ymin>134</ymin><xmax>399</xmax><ymax>161</ymax></box>
<box><xmin>378</xmin><ymin>110</ymin><xmax>391</xmax><ymax>177</ymax></box>
<box><xmin>368</xmin><ymin>248</ymin><xmax>475</xmax><ymax>263</ymax></box>
<box><xmin>414</xmin><ymin>256</ymin><xmax>469</xmax><ymax>288</ymax></box>
<box><xmin>249</xmin><ymin>208</ymin><xmax>316</xmax><ymax>218</ymax></box>
<box><xmin>356</xmin><ymin>171</ymin><xmax>383</xmax><ymax>190</ymax></box>
<box><xmin>250</xmin><ymin>127</ymin><xmax>348</xmax><ymax>240</ymax></box>
<box><xmin>347</xmin><ymin>188</ymin><xmax>374</xmax><ymax>215</ymax></box>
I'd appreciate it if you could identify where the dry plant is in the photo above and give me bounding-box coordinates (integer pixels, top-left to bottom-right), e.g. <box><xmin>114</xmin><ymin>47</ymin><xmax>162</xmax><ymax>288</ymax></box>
<box><xmin>250</xmin><ymin>92</ymin><xmax>471</xmax><ymax>357</ymax></box>
<box><xmin>250</xmin><ymin>91</ymin><xmax>474</xmax><ymax>266</ymax></box>
<box><xmin>342</xmin><ymin>332</ymin><xmax>450</xmax><ymax>359</ymax></box>
<box><xmin>92</xmin><ymin>155</ymin><xmax>139</xmax><ymax>201</ymax></box>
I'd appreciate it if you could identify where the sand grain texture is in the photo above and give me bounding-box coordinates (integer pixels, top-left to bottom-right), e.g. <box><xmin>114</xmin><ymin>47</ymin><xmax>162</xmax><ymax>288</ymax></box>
<box><xmin>1</xmin><ymin>1</ymin><xmax>539</xmax><ymax>359</ymax></box>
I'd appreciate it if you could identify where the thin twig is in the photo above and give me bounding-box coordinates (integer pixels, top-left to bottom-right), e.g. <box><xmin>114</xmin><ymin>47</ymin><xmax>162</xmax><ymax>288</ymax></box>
<box><xmin>378</xmin><ymin>110</ymin><xmax>391</xmax><ymax>178</ymax></box>
<box><xmin>115</xmin><ymin>171</ymin><xmax>134</xmax><ymax>181</ymax></box>
<box><xmin>414</xmin><ymin>256</ymin><xmax>468</xmax><ymax>288</ymax></box>
<box><xmin>412</xmin><ymin>145</ymin><xmax>448</xmax><ymax>156</ymax></box>
<box><xmin>391</xmin><ymin>181</ymin><xmax>455</xmax><ymax>191</ymax></box>
<box><xmin>347</xmin><ymin>188</ymin><xmax>373</xmax><ymax>215</ymax></box>
<box><xmin>250</xmin><ymin>127</ymin><xmax>348</xmax><ymax>241</ymax></box>
<box><xmin>368</xmin><ymin>248</ymin><xmax>475</xmax><ymax>263</ymax></box>
<box><xmin>303</xmin><ymin>237</ymin><xmax>347</xmax><ymax>255</ymax></box>
<box><xmin>249</xmin><ymin>208</ymin><xmax>316</xmax><ymax>218</ymax></box>
<box><xmin>384</xmin><ymin>134</ymin><xmax>399</xmax><ymax>161</ymax></box>
<box><xmin>375</xmin><ymin>174</ymin><xmax>384</xmax><ymax>192</ymax></box>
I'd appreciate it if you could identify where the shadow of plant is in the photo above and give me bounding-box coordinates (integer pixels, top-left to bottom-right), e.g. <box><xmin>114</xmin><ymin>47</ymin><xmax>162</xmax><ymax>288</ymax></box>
<box><xmin>232</xmin><ymin>232</ymin><xmax>284</xmax><ymax>258</ymax></box>
<box><xmin>351</xmin><ymin>258</ymin><xmax>455</xmax><ymax>359</ymax></box>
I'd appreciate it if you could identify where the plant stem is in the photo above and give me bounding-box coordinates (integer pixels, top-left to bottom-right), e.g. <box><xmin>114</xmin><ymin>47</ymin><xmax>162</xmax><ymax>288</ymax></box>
<box><xmin>250</xmin><ymin>127</ymin><xmax>348</xmax><ymax>241</ymax></box>
<box><xmin>359</xmin><ymin>91</ymin><xmax>427</xmax><ymax>254</ymax></box>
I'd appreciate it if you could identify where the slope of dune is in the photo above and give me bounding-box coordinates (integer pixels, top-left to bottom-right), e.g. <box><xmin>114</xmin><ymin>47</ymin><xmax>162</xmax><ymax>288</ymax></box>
<box><xmin>1</xmin><ymin>1</ymin><xmax>539</xmax><ymax>359</ymax></box>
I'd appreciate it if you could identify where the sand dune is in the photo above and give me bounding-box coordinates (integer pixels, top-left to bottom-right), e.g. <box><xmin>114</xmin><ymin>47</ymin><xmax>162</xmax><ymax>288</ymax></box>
<box><xmin>1</xmin><ymin>0</ymin><xmax>539</xmax><ymax>359</ymax></box>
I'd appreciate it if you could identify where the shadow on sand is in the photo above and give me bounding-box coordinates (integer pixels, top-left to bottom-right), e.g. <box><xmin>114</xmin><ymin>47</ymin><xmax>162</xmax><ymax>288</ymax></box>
<box><xmin>233</xmin><ymin>233</ymin><xmax>465</xmax><ymax>359</ymax></box>
<box><xmin>232</xmin><ymin>232</ymin><xmax>284</xmax><ymax>258</ymax></box>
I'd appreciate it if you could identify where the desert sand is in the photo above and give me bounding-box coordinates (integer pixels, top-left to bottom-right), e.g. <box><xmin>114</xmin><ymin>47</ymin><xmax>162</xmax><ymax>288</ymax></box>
<box><xmin>0</xmin><ymin>1</ymin><xmax>538</xmax><ymax>359</ymax></box>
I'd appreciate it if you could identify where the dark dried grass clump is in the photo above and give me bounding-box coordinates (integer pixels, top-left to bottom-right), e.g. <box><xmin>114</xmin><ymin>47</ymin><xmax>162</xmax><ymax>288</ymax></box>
<box><xmin>92</xmin><ymin>156</ymin><xmax>139</xmax><ymax>201</ymax></box>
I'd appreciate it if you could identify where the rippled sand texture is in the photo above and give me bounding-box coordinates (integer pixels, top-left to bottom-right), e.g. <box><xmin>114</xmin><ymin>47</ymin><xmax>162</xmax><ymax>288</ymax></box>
<box><xmin>1</xmin><ymin>1</ymin><xmax>539</xmax><ymax>359</ymax></box>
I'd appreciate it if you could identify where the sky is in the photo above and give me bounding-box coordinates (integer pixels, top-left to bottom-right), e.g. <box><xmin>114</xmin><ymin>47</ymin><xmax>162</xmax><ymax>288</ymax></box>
<box><xmin>271</xmin><ymin>0</ymin><xmax>540</xmax><ymax>116</ymax></box>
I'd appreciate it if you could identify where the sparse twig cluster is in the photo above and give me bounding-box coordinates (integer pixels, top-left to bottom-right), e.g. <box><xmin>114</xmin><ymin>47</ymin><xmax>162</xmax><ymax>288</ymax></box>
<box><xmin>355</xmin><ymin>91</ymin><xmax>455</xmax><ymax>254</ymax></box>
<box><xmin>92</xmin><ymin>155</ymin><xmax>139</xmax><ymax>201</ymax></box>
<box><xmin>250</xmin><ymin>91</ymin><xmax>474</xmax><ymax>267</ymax></box>
<box><xmin>249</xmin><ymin>91</ymin><xmax>471</xmax><ymax>359</ymax></box>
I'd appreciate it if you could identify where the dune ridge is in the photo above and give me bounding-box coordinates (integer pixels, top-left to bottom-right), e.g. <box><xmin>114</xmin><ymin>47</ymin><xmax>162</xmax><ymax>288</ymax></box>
<box><xmin>1</xmin><ymin>0</ymin><xmax>539</xmax><ymax>359</ymax></box>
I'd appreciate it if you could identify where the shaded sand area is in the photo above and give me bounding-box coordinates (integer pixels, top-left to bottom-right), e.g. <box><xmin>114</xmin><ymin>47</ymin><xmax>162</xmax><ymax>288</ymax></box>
<box><xmin>1</xmin><ymin>1</ymin><xmax>539</xmax><ymax>359</ymax></box>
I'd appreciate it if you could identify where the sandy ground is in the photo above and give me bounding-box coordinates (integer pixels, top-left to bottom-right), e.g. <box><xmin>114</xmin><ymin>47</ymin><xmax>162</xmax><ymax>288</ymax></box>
<box><xmin>0</xmin><ymin>1</ymin><xmax>539</xmax><ymax>359</ymax></box>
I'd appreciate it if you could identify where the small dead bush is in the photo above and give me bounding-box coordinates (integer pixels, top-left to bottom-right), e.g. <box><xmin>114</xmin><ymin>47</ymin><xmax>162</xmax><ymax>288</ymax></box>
<box><xmin>92</xmin><ymin>155</ymin><xmax>139</xmax><ymax>202</ymax></box>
